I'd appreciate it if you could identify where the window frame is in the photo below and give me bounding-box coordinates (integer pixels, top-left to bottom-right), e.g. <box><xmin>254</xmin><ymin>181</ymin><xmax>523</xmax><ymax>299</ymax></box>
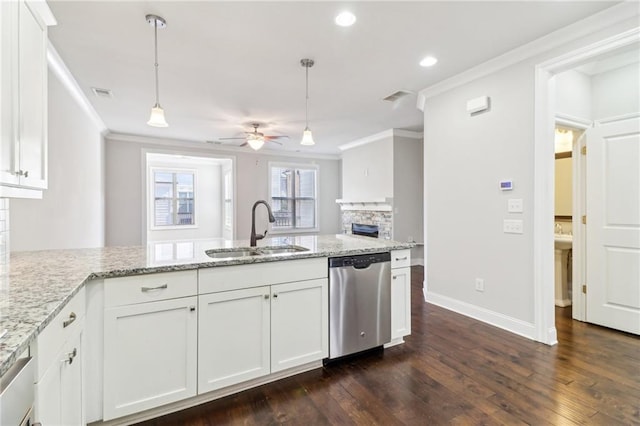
<box><xmin>268</xmin><ymin>161</ymin><xmax>319</xmax><ymax>234</ymax></box>
<box><xmin>148</xmin><ymin>167</ymin><xmax>198</xmax><ymax>231</ymax></box>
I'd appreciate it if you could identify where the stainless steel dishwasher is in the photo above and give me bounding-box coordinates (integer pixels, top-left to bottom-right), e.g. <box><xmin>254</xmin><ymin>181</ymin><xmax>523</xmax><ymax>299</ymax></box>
<box><xmin>328</xmin><ymin>252</ymin><xmax>391</xmax><ymax>359</ymax></box>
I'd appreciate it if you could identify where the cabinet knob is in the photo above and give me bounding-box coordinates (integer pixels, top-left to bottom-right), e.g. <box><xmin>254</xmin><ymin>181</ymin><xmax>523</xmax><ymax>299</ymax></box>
<box><xmin>264</xmin><ymin>294</ymin><xmax>270</xmax><ymax>299</ymax></box>
<box><xmin>15</xmin><ymin>170</ymin><xmax>28</xmax><ymax>178</ymax></box>
<box><xmin>62</xmin><ymin>348</ymin><xmax>77</xmax><ymax>364</ymax></box>
<box><xmin>62</xmin><ymin>312</ymin><xmax>77</xmax><ymax>328</ymax></box>
<box><xmin>273</xmin><ymin>293</ymin><xmax>278</xmax><ymax>298</ymax></box>
<box><xmin>393</xmin><ymin>275</ymin><xmax>397</xmax><ymax>280</ymax></box>
<box><xmin>189</xmin><ymin>306</ymin><xmax>196</xmax><ymax>312</ymax></box>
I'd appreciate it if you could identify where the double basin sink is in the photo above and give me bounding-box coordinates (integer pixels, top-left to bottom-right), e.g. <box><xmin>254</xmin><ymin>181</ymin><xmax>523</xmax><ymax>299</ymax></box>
<box><xmin>205</xmin><ymin>245</ymin><xmax>309</xmax><ymax>259</ymax></box>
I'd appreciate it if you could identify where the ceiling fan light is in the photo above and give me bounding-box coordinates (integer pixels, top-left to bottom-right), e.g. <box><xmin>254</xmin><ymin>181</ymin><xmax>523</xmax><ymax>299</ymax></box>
<box><xmin>147</xmin><ymin>105</ymin><xmax>168</xmax><ymax>127</ymax></box>
<box><xmin>300</xmin><ymin>127</ymin><xmax>315</xmax><ymax>146</ymax></box>
<box><xmin>247</xmin><ymin>138</ymin><xmax>265</xmax><ymax>150</ymax></box>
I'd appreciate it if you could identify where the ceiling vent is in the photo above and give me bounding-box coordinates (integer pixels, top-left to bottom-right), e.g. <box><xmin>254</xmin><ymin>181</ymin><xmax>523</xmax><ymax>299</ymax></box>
<box><xmin>382</xmin><ymin>90</ymin><xmax>413</xmax><ymax>103</ymax></box>
<box><xmin>91</xmin><ymin>87</ymin><xmax>113</xmax><ymax>98</ymax></box>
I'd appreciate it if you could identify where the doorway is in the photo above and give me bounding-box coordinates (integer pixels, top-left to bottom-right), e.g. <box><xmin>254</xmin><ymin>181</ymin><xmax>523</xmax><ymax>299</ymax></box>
<box><xmin>534</xmin><ymin>30</ymin><xmax>640</xmax><ymax>343</ymax></box>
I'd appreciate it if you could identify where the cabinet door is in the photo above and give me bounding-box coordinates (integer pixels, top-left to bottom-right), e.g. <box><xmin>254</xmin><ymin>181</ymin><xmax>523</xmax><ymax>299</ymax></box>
<box><xmin>0</xmin><ymin>1</ymin><xmax>19</xmax><ymax>187</ymax></box>
<box><xmin>60</xmin><ymin>330</ymin><xmax>84</xmax><ymax>426</ymax></box>
<box><xmin>391</xmin><ymin>267</ymin><xmax>411</xmax><ymax>339</ymax></box>
<box><xmin>103</xmin><ymin>296</ymin><xmax>197</xmax><ymax>421</ymax></box>
<box><xmin>17</xmin><ymin>0</ymin><xmax>47</xmax><ymax>189</ymax></box>
<box><xmin>198</xmin><ymin>287</ymin><xmax>270</xmax><ymax>394</ymax></box>
<box><xmin>35</xmin><ymin>330</ymin><xmax>83</xmax><ymax>425</ymax></box>
<box><xmin>271</xmin><ymin>279</ymin><xmax>328</xmax><ymax>373</ymax></box>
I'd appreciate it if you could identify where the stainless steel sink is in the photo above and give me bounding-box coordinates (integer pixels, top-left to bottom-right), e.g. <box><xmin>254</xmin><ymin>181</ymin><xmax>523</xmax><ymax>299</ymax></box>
<box><xmin>205</xmin><ymin>245</ymin><xmax>309</xmax><ymax>259</ymax></box>
<box><xmin>258</xmin><ymin>245</ymin><xmax>309</xmax><ymax>255</ymax></box>
<box><xmin>205</xmin><ymin>248</ymin><xmax>259</xmax><ymax>258</ymax></box>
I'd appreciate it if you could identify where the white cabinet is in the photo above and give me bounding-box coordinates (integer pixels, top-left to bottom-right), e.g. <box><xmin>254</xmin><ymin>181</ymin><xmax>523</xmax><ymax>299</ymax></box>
<box><xmin>271</xmin><ymin>279</ymin><xmax>328</xmax><ymax>373</ymax></box>
<box><xmin>102</xmin><ymin>271</ymin><xmax>198</xmax><ymax>421</ymax></box>
<box><xmin>32</xmin><ymin>287</ymin><xmax>85</xmax><ymax>425</ymax></box>
<box><xmin>35</xmin><ymin>329</ymin><xmax>84</xmax><ymax>426</ymax></box>
<box><xmin>198</xmin><ymin>258</ymin><xmax>328</xmax><ymax>393</ymax></box>
<box><xmin>198</xmin><ymin>286</ymin><xmax>270</xmax><ymax>393</ymax></box>
<box><xmin>0</xmin><ymin>0</ymin><xmax>52</xmax><ymax>197</ymax></box>
<box><xmin>388</xmin><ymin>250</ymin><xmax>411</xmax><ymax>345</ymax></box>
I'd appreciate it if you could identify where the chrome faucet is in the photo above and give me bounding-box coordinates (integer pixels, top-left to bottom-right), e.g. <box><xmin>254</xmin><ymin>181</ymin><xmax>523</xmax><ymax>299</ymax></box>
<box><xmin>250</xmin><ymin>200</ymin><xmax>276</xmax><ymax>247</ymax></box>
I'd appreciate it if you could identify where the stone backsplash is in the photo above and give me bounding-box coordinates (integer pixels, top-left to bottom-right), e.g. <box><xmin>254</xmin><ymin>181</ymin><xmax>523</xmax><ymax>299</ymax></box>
<box><xmin>341</xmin><ymin>210</ymin><xmax>392</xmax><ymax>239</ymax></box>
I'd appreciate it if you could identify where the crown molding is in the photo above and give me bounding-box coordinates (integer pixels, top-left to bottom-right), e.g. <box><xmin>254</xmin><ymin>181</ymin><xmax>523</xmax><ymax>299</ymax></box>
<box><xmin>47</xmin><ymin>41</ymin><xmax>107</xmax><ymax>134</ymax></box>
<box><xmin>106</xmin><ymin>132</ymin><xmax>342</xmax><ymax>160</ymax></box>
<box><xmin>417</xmin><ymin>2</ymin><xmax>639</xmax><ymax>110</ymax></box>
<box><xmin>338</xmin><ymin>129</ymin><xmax>423</xmax><ymax>152</ymax></box>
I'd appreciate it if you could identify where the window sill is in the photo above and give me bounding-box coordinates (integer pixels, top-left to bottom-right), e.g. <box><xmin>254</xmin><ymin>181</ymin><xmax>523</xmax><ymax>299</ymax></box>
<box><xmin>150</xmin><ymin>225</ymin><xmax>199</xmax><ymax>231</ymax></box>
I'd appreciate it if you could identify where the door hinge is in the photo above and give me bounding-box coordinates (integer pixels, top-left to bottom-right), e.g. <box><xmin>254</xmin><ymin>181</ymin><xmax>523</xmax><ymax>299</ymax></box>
<box><xmin>581</xmin><ymin>145</ymin><xmax>587</xmax><ymax>155</ymax></box>
<box><xmin>582</xmin><ymin>215</ymin><xmax>587</xmax><ymax>224</ymax></box>
<box><xmin>582</xmin><ymin>284</ymin><xmax>587</xmax><ymax>294</ymax></box>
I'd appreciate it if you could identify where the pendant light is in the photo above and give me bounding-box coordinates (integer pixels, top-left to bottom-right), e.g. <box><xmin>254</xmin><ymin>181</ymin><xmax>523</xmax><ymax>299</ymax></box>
<box><xmin>300</xmin><ymin>58</ymin><xmax>315</xmax><ymax>146</ymax></box>
<box><xmin>146</xmin><ymin>14</ymin><xmax>168</xmax><ymax>127</ymax></box>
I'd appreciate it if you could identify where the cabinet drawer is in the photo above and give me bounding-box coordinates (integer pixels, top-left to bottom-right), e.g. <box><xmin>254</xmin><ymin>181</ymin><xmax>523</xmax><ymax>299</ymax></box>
<box><xmin>104</xmin><ymin>270</ymin><xmax>197</xmax><ymax>308</ymax></box>
<box><xmin>199</xmin><ymin>258</ymin><xmax>327</xmax><ymax>294</ymax></box>
<box><xmin>33</xmin><ymin>286</ymin><xmax>86</xmax><ymax>381</ymax></box>
<box><xmin>391</xmin><ymin>250</ymin><xmax>411</xmax><ymax>269</ymax></box>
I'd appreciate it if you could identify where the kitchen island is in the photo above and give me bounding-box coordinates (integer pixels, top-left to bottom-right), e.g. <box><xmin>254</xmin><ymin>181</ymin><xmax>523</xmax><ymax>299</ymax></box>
<box><xmin>0</xmin><ymin>234</ymin><xmax>413</xmax><ymax>424</ymax></box>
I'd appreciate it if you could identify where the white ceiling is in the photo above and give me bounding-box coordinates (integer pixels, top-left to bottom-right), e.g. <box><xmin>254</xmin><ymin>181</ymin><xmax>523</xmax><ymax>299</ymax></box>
<box><xmin>47</xmin><ymin>1</ymin><xmax>618</xmax><ymax>154</ymax></box>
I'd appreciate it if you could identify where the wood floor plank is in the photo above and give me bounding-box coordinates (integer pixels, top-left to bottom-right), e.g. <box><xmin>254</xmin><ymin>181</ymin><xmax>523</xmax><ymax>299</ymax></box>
<box><xmin>136</xmin><ymin>266</ymin><xmax>640</xmax><ymax>426</ymax></box>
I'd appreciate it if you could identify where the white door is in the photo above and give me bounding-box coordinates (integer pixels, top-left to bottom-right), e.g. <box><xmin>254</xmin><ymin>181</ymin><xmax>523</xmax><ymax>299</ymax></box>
<box><xmin>586</xmin><ymin>116</ymin><xmax>640</xmax><ymax>334</ymax></box>
<box><xmin>271</xmin><ymin>279</ymin><xmax>328</xmax><ymax>373</ymax></box>
<box><xmin>103</xmin><ymin>296</ymin><xmax>198</xmax><ymax>421</ymax></box>
<box><xmin>198</xmin><ymin>286</ymin><xmax>270</xmax><ymax>393</ymax></box>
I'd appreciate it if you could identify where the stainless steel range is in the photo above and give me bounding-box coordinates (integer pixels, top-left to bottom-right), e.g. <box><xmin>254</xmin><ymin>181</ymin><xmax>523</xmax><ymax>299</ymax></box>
<box><xmin>328</xmin><ymin>251</ymin><xmax>391</xmax><ymax>359</ymax></box>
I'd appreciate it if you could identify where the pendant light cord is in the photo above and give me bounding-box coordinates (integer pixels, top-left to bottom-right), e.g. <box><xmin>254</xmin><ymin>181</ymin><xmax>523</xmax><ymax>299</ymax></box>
<box><xmin>305</xmin><ymin>63</ymin><xmax>309</xmax><ymax>128</ymax></box>
<box><xmin>153</xmin><ymin>20</ymin><xmax>160</xmax><ymax>107</ymax></box>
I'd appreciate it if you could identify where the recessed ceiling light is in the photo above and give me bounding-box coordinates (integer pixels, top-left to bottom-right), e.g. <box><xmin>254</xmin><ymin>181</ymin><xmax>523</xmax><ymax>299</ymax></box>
<box><xmin>335</xmin><ymin>11</ymin><xmax>356</xmax><ymax>27</ymax></box>
<box><xmin>420</xmin><ymin>56</ymin><xmax>438</xmax><ymax>67</ymax></box>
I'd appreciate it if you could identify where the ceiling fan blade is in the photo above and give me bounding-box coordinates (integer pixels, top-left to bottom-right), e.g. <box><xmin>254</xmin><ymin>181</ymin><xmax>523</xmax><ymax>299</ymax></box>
<box><xmin>217</xmin><ymin>137</ymin><xmax>247</xmax><ymax>141</ymax></box>
<box><xmin>240</xmin><ymin>142</ymin><xmax>248</xmax><ymax>147</ymax></box>
<box><xmin>266</xmin><ymin>140</ymin><xmax>283</xmax><ymax>146</ymax></box>
<box><xmin>264</xmin><ymin>135</ymin><xmax>290</xmax><ymax>141</ymax></box>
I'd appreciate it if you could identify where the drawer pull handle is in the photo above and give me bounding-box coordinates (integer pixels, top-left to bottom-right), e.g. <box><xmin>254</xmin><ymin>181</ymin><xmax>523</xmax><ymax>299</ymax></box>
<box><xmin>62</xmin><ymin>348</ymin><xmax>77</xmax><ymax>364</ymax></box>
<box><xmin>141</xmin><ymin>284</ymin><xmax>168</xmax><ymax>292</ymax></box>
<box><xmin>62</xmin><ymin>312</ymin><xmax>77</xmax><ymax>328</ymax></box>
<box><xmin>395</xmin><ymin>256</ymin><xmax>408</xmax><ymax>261</ymax></box>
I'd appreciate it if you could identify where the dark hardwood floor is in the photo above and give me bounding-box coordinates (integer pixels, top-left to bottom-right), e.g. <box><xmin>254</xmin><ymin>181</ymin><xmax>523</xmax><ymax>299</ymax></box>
<box><xmin>137</xmin><ymin>267</ymin><xmax>640</xmax><ymax>425</ymax></box>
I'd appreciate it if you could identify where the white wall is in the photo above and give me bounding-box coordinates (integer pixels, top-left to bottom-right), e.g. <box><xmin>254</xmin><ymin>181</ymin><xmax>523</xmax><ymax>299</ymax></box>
<box><xmin>105</xmin><ymin>137</ymin><xmax>342</xmax><ymax>246</ymax></box>
<box><xmin>10</xmin><ymin>70</ymin><xmax>105</xmax><ymax>251</ymax></box>
<box><xmin>392</xmin><ymin>136</ymin><xmax>423</xmax><ymax>244</ymax></box>
<box><xmin>555</xmin><ymin>70</ymin><xmax>592</xmax><ymax>120</ymax></box>
<box><xmin>592</xmin><ymin>62</ymin><xmax>640</xmax><ymax>120</ymax></box>
<box><xmin>341</xmin><ymin>137</ymin><xmax>393</xmax><ymax>200</ymax></box>
<box><xmin>421</xmin><ymin>12</ymin><xmax>639</xmax><ymax>332</ymax></box>
<box><xmin>146</xmin><ymin>154</ymin><xmax>224</xmax><ymax>242</ymax></box>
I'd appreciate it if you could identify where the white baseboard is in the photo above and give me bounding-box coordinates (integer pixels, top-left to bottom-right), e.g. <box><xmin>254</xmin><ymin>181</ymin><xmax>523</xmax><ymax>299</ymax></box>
<box><xmin>423</xmin><ymin>289</ymin><xmax>537</xmax><ymax>341</ymax></box>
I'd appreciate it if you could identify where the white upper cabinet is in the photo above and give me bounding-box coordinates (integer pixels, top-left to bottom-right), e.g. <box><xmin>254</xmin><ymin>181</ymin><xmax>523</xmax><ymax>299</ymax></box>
<box><xmin>0</xmin><ymin>0</ymin><xmax>54</xmax><ymax>197</ymax></box>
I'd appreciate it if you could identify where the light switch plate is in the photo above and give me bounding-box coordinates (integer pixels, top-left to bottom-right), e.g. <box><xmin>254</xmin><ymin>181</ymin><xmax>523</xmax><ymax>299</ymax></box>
<box><xmin>503</xmin><ymin>219</ymin><xmax>523</xmax><ymax>234</ymax></box>
<box><xmin>508</xmin><ymin>198</ymin><xmax>523</xmax><ymax>213</ymax></box>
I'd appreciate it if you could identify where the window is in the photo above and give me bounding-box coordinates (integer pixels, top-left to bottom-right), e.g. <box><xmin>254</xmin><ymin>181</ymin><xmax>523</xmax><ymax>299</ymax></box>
<box><xmin>153</xmin><ymin>170</ymin><xmax>195</xmax><ymax>227</ymax></box>
<box><xmin>269</xmin><ymin>163</ymin><xmax>318</xmax><ymax>231</ymax></box>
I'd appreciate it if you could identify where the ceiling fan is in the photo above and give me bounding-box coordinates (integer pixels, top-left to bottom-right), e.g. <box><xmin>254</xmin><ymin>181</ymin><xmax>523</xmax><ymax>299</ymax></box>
<box><xmin>215</xmin><ymin>123</ymin><xmax>290</xmax><ymax>151</ymax></box>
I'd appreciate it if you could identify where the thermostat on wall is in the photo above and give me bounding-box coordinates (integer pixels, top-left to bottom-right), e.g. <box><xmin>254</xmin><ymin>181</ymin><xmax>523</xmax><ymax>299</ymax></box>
<box><xmin>499</xmin><ymin>179</ymin><xmax>513</xmax><ymax>191</ymax></box>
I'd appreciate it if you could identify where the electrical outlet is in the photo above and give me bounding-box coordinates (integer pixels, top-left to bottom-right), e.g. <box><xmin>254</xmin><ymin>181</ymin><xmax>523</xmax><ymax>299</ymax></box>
<box><xmin>503</xmin><ymin>219</ymin><xmax>523</xmax><ymax>234</ymax></box>
<box><xmin>508</xmin><ymin>198</ymin><xmax>523</xmax><ymax>213</ymax></box>
<box><xmin>475</xmin><ymin>278</ymin><xmax>484</xmax><ymax>292</ymax></box>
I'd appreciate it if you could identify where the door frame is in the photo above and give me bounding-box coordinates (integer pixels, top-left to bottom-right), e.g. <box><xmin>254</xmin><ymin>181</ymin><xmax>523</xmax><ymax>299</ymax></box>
<box><xmin>532</xmin><ymin>28</ymin><xmax>639</xmax><ymax>344</ymax></box>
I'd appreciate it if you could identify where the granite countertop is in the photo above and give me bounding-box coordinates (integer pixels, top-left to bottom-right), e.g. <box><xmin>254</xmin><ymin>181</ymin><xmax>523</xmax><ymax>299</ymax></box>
<box><xmin>0</xmin><ymin>234</ymin><xmax>414</xmax><ymax>377</ymax></box>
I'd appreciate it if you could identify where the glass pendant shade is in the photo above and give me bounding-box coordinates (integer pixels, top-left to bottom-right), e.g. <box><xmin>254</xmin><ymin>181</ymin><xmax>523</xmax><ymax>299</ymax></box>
<box><xmin>147</xmin><ymin>105</ymin><xmax>168</xmax><ymax>127</ymax></box>
<box><xmin>247</xmin><ymin>137</ymin><xmax>265</xmax><ymax>150</ymax></box>
<box><xmin>300</xmin><ymin>127</ymin><xmax>315</xmax><ymax>146</ymax></box>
